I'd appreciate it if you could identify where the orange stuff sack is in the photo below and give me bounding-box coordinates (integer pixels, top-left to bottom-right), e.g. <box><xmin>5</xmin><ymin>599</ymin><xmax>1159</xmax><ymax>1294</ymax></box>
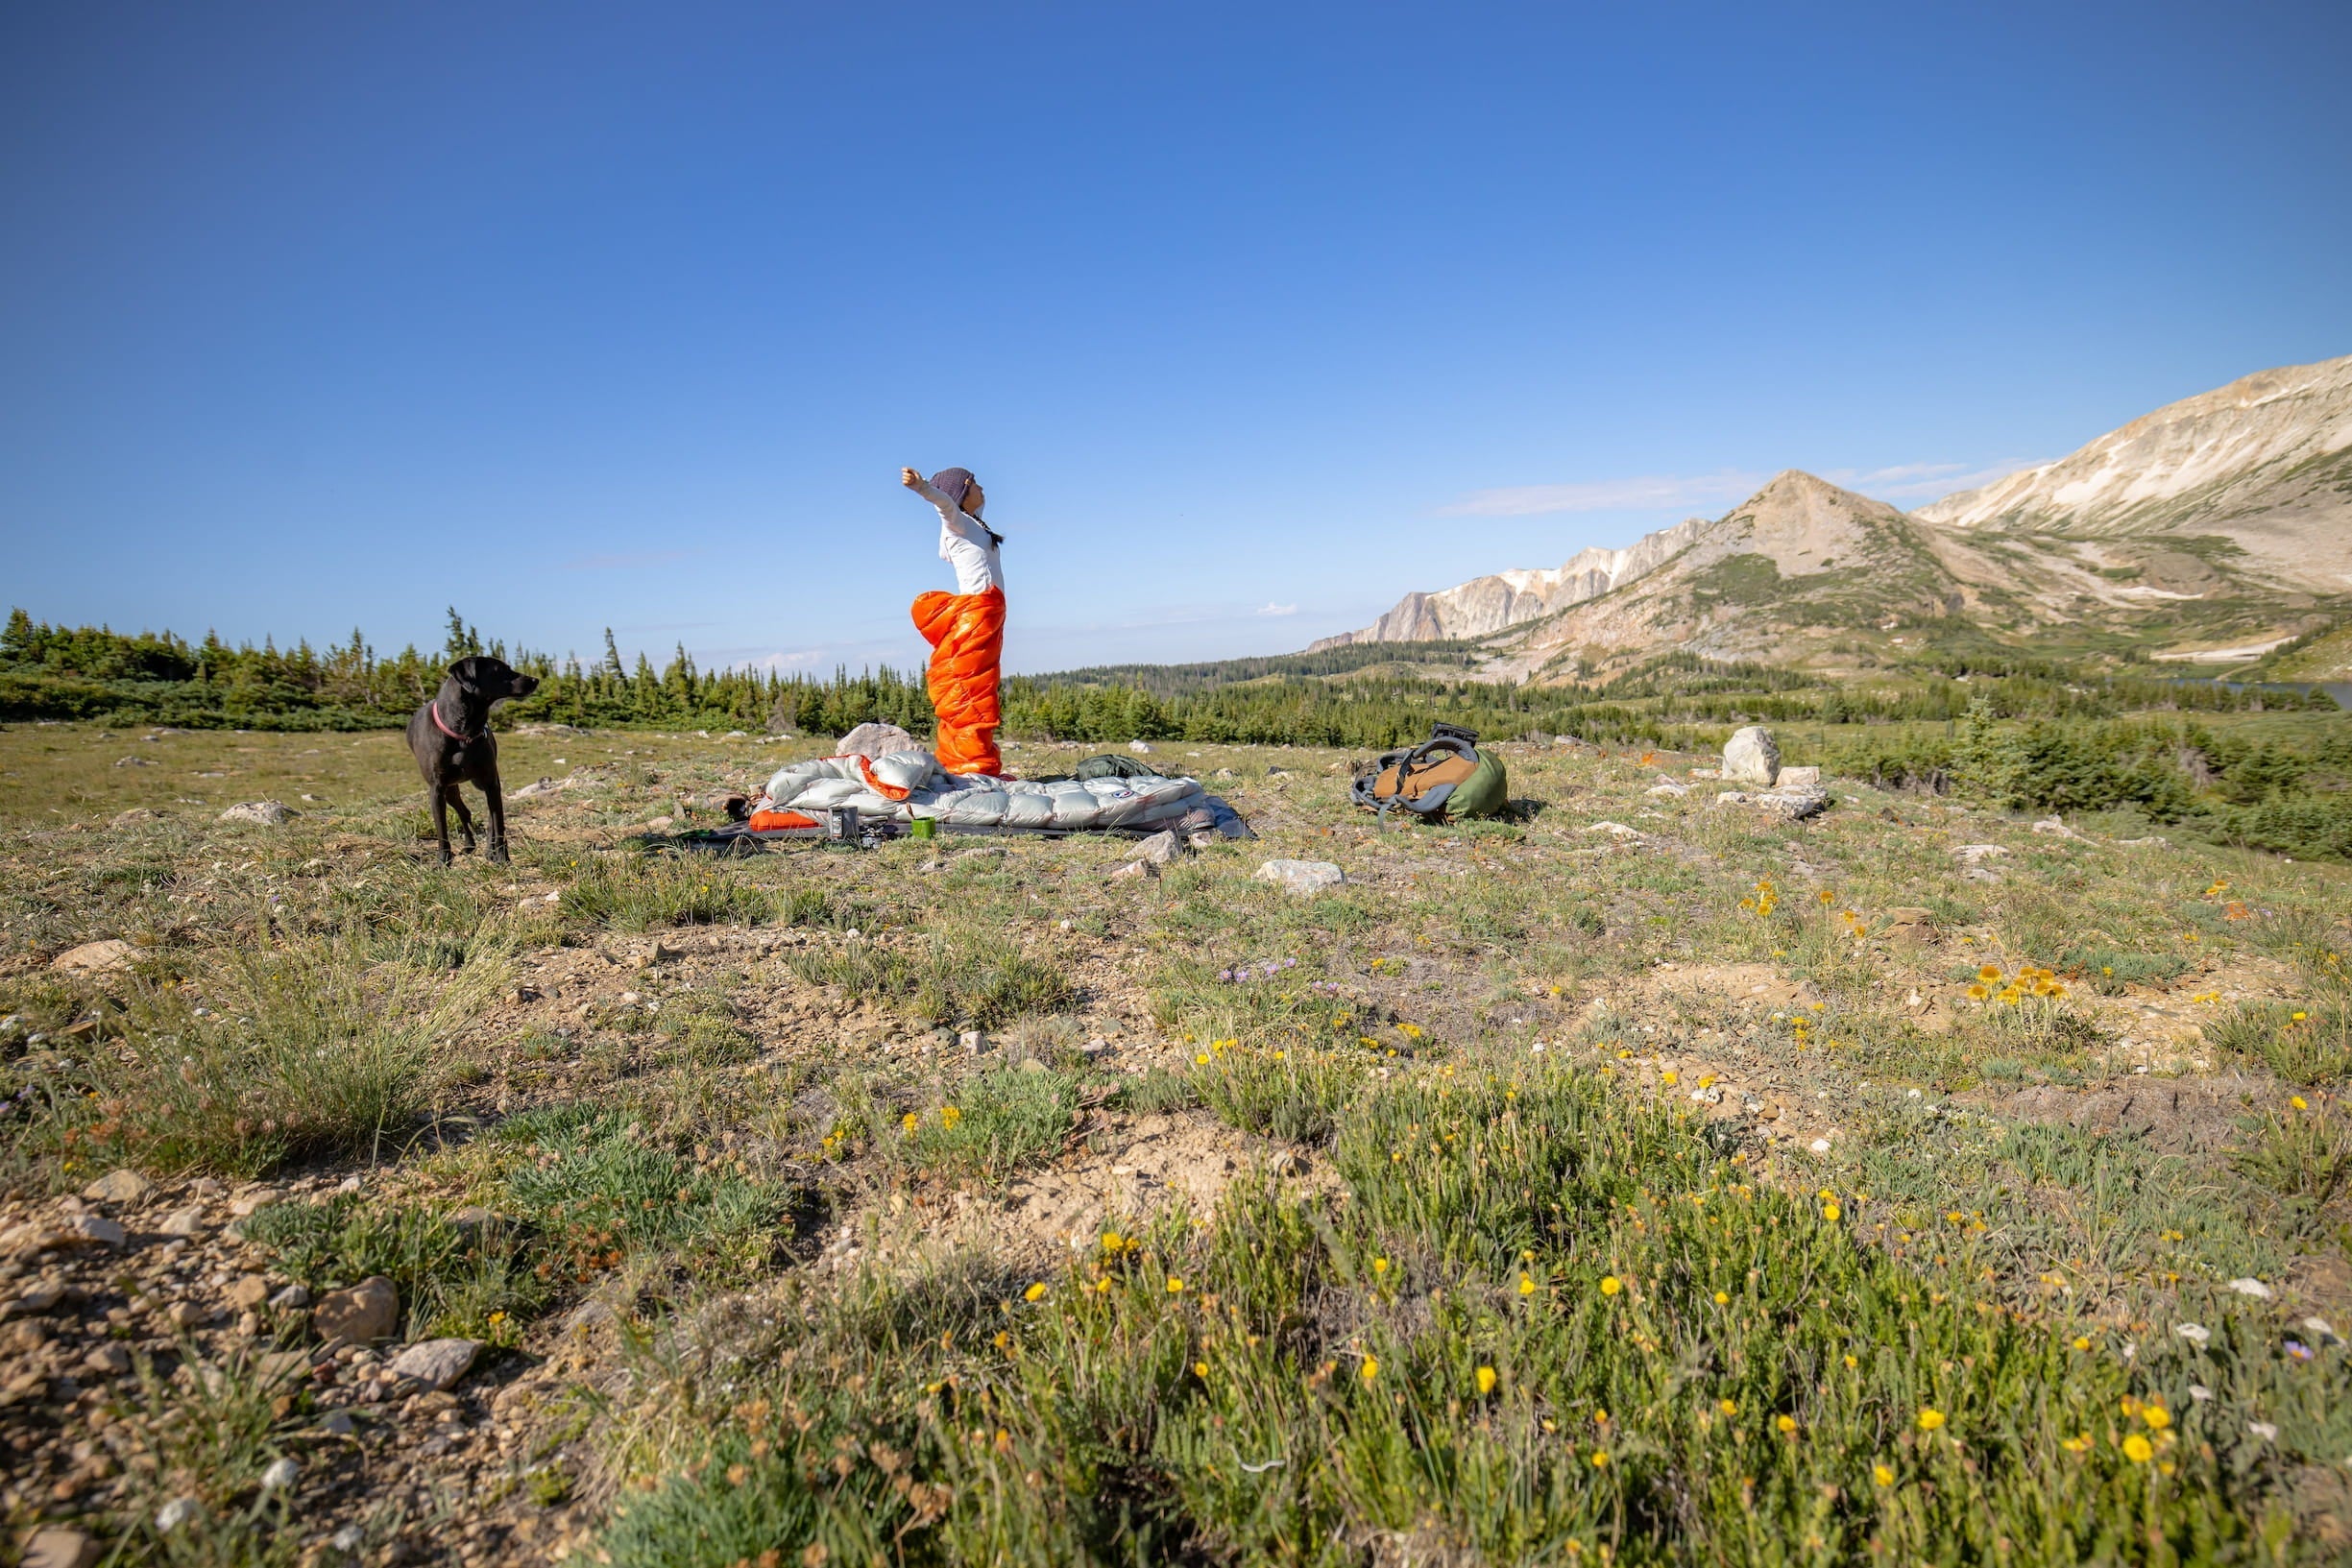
<box><xmin>745</xmin><ymin>808</ymin><xmax>819</xmax><ymax>832</ymax></box>
<box><xmin>911</xmin><ymin>585</ymin><xmax>1006</xmax><ymax>777</ymax></box>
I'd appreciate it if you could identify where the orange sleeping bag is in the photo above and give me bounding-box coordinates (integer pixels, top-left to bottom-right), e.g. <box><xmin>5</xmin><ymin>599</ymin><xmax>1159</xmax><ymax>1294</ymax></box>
<box><xmin>911</xmin><ymin>585</ymin><xmax>1006</xmax><ymax>777</ymax></box>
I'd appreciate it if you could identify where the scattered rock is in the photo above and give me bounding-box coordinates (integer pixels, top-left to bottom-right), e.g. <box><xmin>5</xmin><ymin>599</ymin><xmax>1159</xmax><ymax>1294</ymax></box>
<box><xmin>22</xmin><ymin>1528</ymin><xmax>101</xmax><ymax>1568</ymax></box>
<box><xmin>2227</xmin><ymin>1277</ymin><xmax>2274</xmax><ymax>1300</ymax></box>
<box><xmin>1253</xmin><ymin>859</ymin><xmax>1345</xmax><ymax>896</ymax></box>
<box><xmin>218</xmin><ymin>801</ymin><xmax>293</xmax><ymax>827</ymax></box>
<box><xmin>65</xmin><ymin>1214</ymin><xmax>125</xmax><ymax>1248</ymax></box>
<box><xmin>227</xmin><ymin>1188</ymin><xmax>283</xmax><ymax>1218</ymax></box>
<box><xmin>155</xmin><ymin>1497</ymin><xmax>201</xmax><ymax>1532</ymax></box>
<box><xmin>269</xmin><ymin>1284</ymin><xmax>311</xmax><ymax>1310</ymax></box>
<box><xmin>17</xmin><ymin>1280</ymin><xmax>65</xmax><ymax>1313</ymax></box>
<box><xmin>158</xmin><ymin>1205</ymin><xmax>206</xmax><ymax>1238</ymax></box>
<box><xmin>320</xmin><ymin>1410</ymin><xmax>358</xmax><ymax>1436</ymax></box>
<box><xmin>1125</xmin><ymin>830</ymin><xmax>1182</xmax><ymax>866</ymax></box>
<box><xmin>1952</xmin><ymin>844</ymin><xmax>2009</xmax><ymax>863</ymax></box>
<box><xmin>1585</xmin><ymin>821</ymin><xmax>1645</xmax><ymax>840</ymax></box>
<box><xmin>387</xmin><ymin>1337</ymin><xmax>481</xmax><ymax>1391</ymax></box>
<box><xmin>81</xmin><ymin>1342</ymin><xmax>131</xmax><ymax>1377</ymax></box>
<box><xmin>959</xmin><ymin>1030</ymin><xmax>992</xmax><ymax>1055</ymax></box>
<box><xmin>1108</xmin><ymin>858</ymin><xmax>1157</xmax><ymax>881</ymax></box>
<box><xmin>510</xmin><ymin>776</ymin><xmax>573</xmax><ymax>799</ymax></box>
<box><xmin>1722</xmin><ymin>726</ymin><xmax>1781</xmax><ymax>786</ymax></box>
<box><xmin>313</xmin><ymin>1276</ymin><xmax>400</xmax><ymax>1344</ymax></box>
<box><xmin>1756</xmin><ymin>785</ymin><xmax>1831</xmax><ymax>821</ymax></box>
<box><xmin>1777</xmin><ymin>765</ymin><xmax>1822</xmax><ymax>788</ymax></box>
<box><xmin>82</xmin><ymin>1168</ymin><xmax>154</xmax><ymax>1205</ymax></box>
<box><xmin>1645</xmin><ymin>779</ymin><xmax>1690</xmax><ymax>799</ymax></box>
<box><xmin>1128</xmin><ymin>739</ymin><xmax>1153</xmax><ymax>755</ymax></box>
<box><xmin>260</xmin><ymin>1457</ymin><xmax>300</xmax><ymax>1490</ymax></box>
<box><xmin>835</xmin><ymin>721</ymin><xmax>919</xmax><ymax>759</ymax></box>
<box><xmin>50</xmin><ymin>938</ymin><xmax>135</xmax><ymax>975</ymax></box>
<box><xmin>1879</xmin><ymin>908</ymin><xmax>1937</xmax><ymax>946</ymax></box>
<box><xmin>109</xmin><ymin>808</ymin><xmax>164</xmax><ymax>828</ymax></box>
<box><xmin>2030</xmin><ymin>816</ymin><xmax>2083</xmax><ymax>839</ymax></box>
<box><xmin>1714</xmin><ymin>790</ymin><xmax>1754</xmax><ymax>806</ymax></box>
<box><xmin>226</xmin><ymin>1274</ymin><xmax>271</xmax><ymax>1311</ymax></box>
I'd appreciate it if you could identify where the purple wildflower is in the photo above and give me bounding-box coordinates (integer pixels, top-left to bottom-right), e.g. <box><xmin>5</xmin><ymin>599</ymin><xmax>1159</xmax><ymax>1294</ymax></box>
<box><xmin>2286</xmin><ymin>1339</ymin><xmax>2314</xmax><ymax>1363</ymax></box>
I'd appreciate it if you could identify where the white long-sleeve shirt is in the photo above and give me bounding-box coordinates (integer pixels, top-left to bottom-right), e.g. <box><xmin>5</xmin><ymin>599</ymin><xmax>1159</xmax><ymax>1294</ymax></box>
<box><xmin>910</xmin><ymin>477</ymin><xmax>1004</xmax><ymax>594</ymax></box>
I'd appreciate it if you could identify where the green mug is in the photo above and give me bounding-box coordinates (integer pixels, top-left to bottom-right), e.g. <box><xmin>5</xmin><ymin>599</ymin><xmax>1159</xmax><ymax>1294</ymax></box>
<box><xmin>910</xmin><ymin>817</ymin><xmax>936</xmax><ymax>839</ymax></box>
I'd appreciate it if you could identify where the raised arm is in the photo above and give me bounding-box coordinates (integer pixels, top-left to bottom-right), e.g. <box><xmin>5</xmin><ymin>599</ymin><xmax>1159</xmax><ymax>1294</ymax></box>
<box><xmin>901</xmin><ymin>467</ymin><xmax>982</xmax><ymax>535</ymax></box>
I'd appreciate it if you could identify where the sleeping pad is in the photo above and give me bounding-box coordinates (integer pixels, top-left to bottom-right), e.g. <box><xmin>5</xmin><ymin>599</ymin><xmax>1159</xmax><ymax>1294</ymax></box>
<box><xmin>748</xmin><ymin>749</ymin><xmax>1250</xmax><ymax>836</ymax></box>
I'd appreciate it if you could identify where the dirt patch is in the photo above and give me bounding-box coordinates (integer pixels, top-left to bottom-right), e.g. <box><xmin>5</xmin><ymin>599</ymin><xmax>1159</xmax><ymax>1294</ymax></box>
<box><xmin>1986</xmin><ymin>1075</ymin><xmax>2258</xmax><ymax>1155</ymax></box>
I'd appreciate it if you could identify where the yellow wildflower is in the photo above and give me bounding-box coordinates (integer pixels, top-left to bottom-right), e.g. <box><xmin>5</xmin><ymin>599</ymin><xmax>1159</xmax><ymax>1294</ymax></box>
<box><xmin>2291</xmin><ymin>1096</ymin><xmax>2309</xmax><ymax>1111</ymax></box>
<box><xmin>1476</xmin><ymin>1366</ymin><xmax>1497</xmax><ymax>1395</ymax></box>
<box><xmin>1872</xmin><ymin>1463</ymin><xmax>1895</xmax><ymax>1486</ymax></box>
<box><xmin>1978</xmin><ymin>964</ymin><xmax>2001</xmax><ymax>982</ymax></box>
<box><xmin>2122</xmin><ymin>1434</ymin><xmax>2153</xmax><ymax>1463</ymax></box>
<box><xmin>1024</xmin><ymin>1282</ymin><xmax>1047</xmax><ymax>1303</ymax></box>
<box><xmin>1372</xmin><ymin>1257</ymin><xmax>1390</xmax><ymax>1275</ymax></box>
<box><xmin>1714</xmin><ymin>1291</ymin><xmax>1731</xmax><ymax>1305</ymax></box>
<box><xmin>902</xmin><ymin>1112</ymin><xmax>920</xmax><ymax>1133</ymax></box>
<box><xmin>1518</xmin><ymin>1275</ymin><xmax>1539</xmax><ymax>1297</ymax></box>
<box><xmin>1822</xmin><ymin>1202</ymin><xmax>1841</xmax><ymax>1222</ymax></box>
<box><xmin>939</xmin><ymin>1105</ymin><xmax>962</xmax><ymax>1129</ymax></box>
<box><xmin>1776</xmin><ymin>1414</ymin><xmax>1798</xmax><ymax>1435</ymax></box>
<box><xmin>1194</xmin><ymin>1361</ymin><xmax>1208</xmax><ymax>1378</ymax></box>
<box><xmin>1718</xmin><ymin>1398</ymin><xmax>1738</xmax><ymax>1416</ymax></box>
<box><xmin>1599</xmin><ymin>1275</ymin><xmax>1623</xmax><ymax>1296</ymax></box>
<box><xmin>1917</xmin><ymin>1409</ymin><xmax>1946</xmax><ymax>1432</ymax></box>
<box><xmin>2142</xmin><ymin>1405</ymin><xmax>2170</xmax><ymax>1431</ymax></box>
<box><xmin>1590</xmin><ymin>1451</ymin><xmax>1609</xmax><ymax>1468</ymax></box>
<box><xmin>1361</xmin><ymin>1357</ymin><xmax>1379</xmax><ymax>1383</ymax></box>
<box><xmin>1166</xmin><ymin>1278</ymin><xmax>1184</xmax><ymax>1293</ymax></box>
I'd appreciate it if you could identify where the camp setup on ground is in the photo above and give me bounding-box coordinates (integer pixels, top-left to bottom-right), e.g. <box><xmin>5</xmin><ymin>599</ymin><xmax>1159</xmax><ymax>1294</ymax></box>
<box><xmin>666</xmin><ymin>732</ymin><xmax>1254</xmax><ymax>852</ymax></box>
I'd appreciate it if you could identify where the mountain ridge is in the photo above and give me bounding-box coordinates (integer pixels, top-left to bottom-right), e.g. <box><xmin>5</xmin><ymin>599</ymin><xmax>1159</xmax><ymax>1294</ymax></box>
<box><xmin>1310</xmin><ymin>354</ymin><xmax>2352</xmax><ymax>675</ymax></box>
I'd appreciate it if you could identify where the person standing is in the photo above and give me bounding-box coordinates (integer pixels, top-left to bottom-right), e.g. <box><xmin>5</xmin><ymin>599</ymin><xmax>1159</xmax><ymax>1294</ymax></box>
<box><xmin>901</xmin><ymin>466</ymin><xmax>1006</xmax><ymax>776</ymax></box>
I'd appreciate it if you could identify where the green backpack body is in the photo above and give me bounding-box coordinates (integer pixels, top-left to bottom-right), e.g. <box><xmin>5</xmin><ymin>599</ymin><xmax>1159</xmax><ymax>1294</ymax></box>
<box><xmin>1351</xmin><ymin>723</ymin><xmax>1510</xmax><ymax>823</ymax></box>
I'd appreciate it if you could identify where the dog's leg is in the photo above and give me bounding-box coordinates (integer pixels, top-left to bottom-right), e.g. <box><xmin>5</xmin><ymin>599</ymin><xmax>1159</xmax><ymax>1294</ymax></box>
<box><xmin>485</xmin><ymin>774</ymin><xmax>511</xmax><ymax>864</ymax></box>
<box><xmin>448</xmin><ymin>790</ymin><xmax>478</xmax><ymax>856</ymax></box>
<box><xmin>428</xmin><ymin>782</ymin><xmax>454</xmax><ymax>866</ymax></box>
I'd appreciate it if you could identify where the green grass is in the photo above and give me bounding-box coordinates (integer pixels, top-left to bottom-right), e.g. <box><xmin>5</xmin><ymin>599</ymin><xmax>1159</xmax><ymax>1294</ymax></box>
<box><xmin>2208</xmin><ymin>1000</ymin><xmax>2352</xmax><ymax>1086</ymax></box>
<box><xmin>242</xmin><ymin>1194</ymin><xmax>546</xmax><ymax>1343</ymax></box>
<box><xmin>896</xmin><ymin>1067</ymin><xmax>1083</xmax><ymax>1179</ymax></box>
<box><xmin>592</xmin><ymin>1062</ymin><xmax>2326</xmax><ymax>1565</ymax></box>
<box><xmin>30</xmin><ymin>945</ymin><xmax>443</xmax><ymax>1179</ymax></box>
<box><xmin>788</xmin><ymin>930</ymin><xmax>1075</xmax><ymax>1030</ymax></box>
<box><xmin>487</xmin><ymin>1102</ymin><xmax>796</xmax><ymax>1284</ymax></box>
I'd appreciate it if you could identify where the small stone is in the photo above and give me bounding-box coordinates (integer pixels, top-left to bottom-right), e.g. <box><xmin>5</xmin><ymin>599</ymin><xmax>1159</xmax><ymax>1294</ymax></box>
<box><xmin>834</xmin><ymin>721</ymin><xmax>919</xmax><ymax>760</ymax></box>
<box><xmin>335</xmin><ymin>1174</ymin><xmax>361</xmax><ymax>1194</ymax></box>
<box><xmin>1776</xmin><ymin>765</ymin><xmax>1822</xmax><ymax>788</ymax></box>
<box><xmin>1252</xmin><ymin>859</ymin><xmax>1345</xmax><ymax>897</ymax></box>
<box><xmin>260</xmin><ymin>1456</ymin><xmax>299</xmax><ymax>1489</ymax></box>
<box><xmin>227</xmin><ymin>1274</ymin><xmax>271</xmax><ymax>1311</ymax></box>
<box><xmin>51</xmin><ymin>938</ymin><xmax>137</xmax><ymax>975</ymax></box>
<box><xmin>313</xmin><ymin>1276</ymin><xmax>400</xmax><ymax>1343</ymax></box>
<box><xmin>22</xmin><ymin>1527</ymin><xmax>102</xmax><ymax>1568</ymax></box>
<box><xmin>167</xmin><ymin>1301</ymin><xmax>207</xmax><ymax>1329</ymax></box>
<box><xmin>1128</xmin><ymin>739</ymin><xmax>1153</xmax><ymax>755</ymax></box>
<box><xmin>218</xmin><ymin>801</ymin><xmax>293</xmax><ymax>827</ymax></box>
<box><xmin>155</xmin><ymin>1496</ymin><xmax>201</xmax><ymax>1532</ymax></box>
<box><xmin>330</xmin><ymin>1523</ymin><xmax>364</xmax><ymax>1550</ymax></box>
<box><xmin>321</xmin><ymin>1411</ymin><xmax>358</xmax><ymax>1436</ymax></box>
<box><xmin>227</xmin><ymin>1188</ymin><xmax>284</xmax><ymax>1218</ymax></box>
<box><xmin>387</xmin><ymin>1338</ymin><xmax>481</xmax><ymax>1391</ymax></box>
<box><xmin>959</xmin><ymin>1029</ymin><xmax>991</xmax><ymax>1055</ymax></box>
<box><xmin>1125</xmin><ymin>830</ymin><xmax>1181</xmax><ymax>866</ymax></box>
<box><xmin>1722</xmin><ymin>726</ymin><xmax>1781</xmax><ymax>786</ymax></box>
<box><xmin>17</xmin><ymin>1280</ymin><xmax>65</xmax><ymax>1313</ymax></box>
<box><xmin>158</xmin><ymin>1206</ymin><xmax>206</xmax><ymax>1238</ymax></box>
<box><xmin>2226</xmin><ymin>1277</ymin><xmax>2274</xmax><ymax>1300</ymax></box>
<box><xmin>82</xmin><ymin>1342</ymin><xmax>131</xmax><ymax>1377</ymax></box>
<box><xmin>65</xmin><ymin>1214</ymin><xmax>125</xmax><ymax>1248</ymax></box>
<box><xmin>269</xmin><ymin>1283</ymin><xmax>310</xmax><ymax>1310</ymax></box>
<box><xmin>1108</xmin><ymin>859</ymin><xmax>1157</xmax><ymax>881</ymax></box>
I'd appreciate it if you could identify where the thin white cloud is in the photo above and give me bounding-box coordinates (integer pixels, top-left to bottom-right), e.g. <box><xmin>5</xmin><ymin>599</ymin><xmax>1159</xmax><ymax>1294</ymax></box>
<box><xmin>1438</xmin><ymin>471</ymin><xmax>1767</xmax><ymax>517</ymax></box>
<box><xmin>1257</xmin><ymin>602</ymin><xmax>1298</xmax><ymax>616</ymax></box>
<box><xmin>1440</xmin><ymin>459</ymin><xmax>2051</xmax><ymax>517</ymax></box>
<box><xmin>1822</xmin><ymin>459</ymin><xmax>2048</xmax><ymax>501</ymax></box>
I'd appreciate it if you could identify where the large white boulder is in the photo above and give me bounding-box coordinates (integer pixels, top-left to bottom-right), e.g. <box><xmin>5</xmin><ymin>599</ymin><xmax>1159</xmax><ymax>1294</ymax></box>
<box><xmin>1721</xmin><ymin>727</ymin><xmax>1781</xmax><ymax>786</ymax></box>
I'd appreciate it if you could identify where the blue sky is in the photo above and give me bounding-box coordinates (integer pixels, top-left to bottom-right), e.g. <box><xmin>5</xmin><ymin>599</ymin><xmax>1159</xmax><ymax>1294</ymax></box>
<box><xmin>4</xmin><ymin>3</ymin><xmax>2347</xmax><ymax>675</ymax></box>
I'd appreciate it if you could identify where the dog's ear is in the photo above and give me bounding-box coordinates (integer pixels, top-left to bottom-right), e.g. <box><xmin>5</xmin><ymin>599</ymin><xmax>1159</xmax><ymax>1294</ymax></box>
<box><xmin>448</xmin><ymin>657</ymin><xmax>482</xmax><ymax>689</ymax></box>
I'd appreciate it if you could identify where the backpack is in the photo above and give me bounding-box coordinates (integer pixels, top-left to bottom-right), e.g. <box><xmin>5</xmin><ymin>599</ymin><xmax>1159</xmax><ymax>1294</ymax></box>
<box><xmin>1350</xmin><ymin>723</ymin><xmax>1510</xmax><ymax>824</ymax></box>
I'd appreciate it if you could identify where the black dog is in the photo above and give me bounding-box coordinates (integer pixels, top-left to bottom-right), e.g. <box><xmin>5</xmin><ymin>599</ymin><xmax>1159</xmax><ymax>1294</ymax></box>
<box><xmin>407</xmin><ymin>655</ymin><xmax>540</xmax><ymax>865</ymax></box>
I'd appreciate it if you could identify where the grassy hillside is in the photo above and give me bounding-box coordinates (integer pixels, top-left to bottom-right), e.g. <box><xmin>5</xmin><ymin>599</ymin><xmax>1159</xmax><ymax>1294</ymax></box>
<box><xmin>3</xmin><ymin>722</ymin><xmax>2348</xmax><ymax>1560</ymax></box>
